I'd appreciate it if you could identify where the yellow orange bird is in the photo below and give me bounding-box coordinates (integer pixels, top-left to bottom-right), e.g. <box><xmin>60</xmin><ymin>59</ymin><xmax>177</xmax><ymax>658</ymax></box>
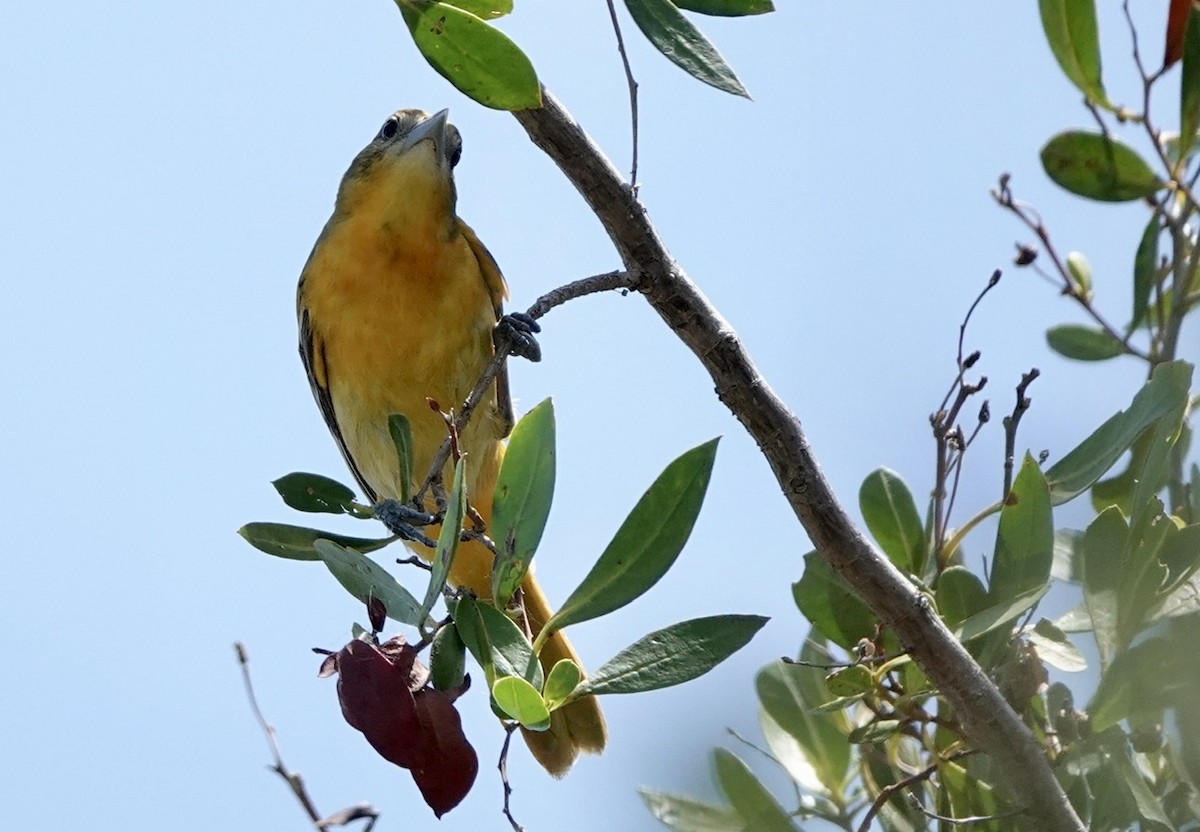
<box><xmin>296</xmin><ymin>108</ymin><xmax>606</xmax><ymax>775</ymax></box>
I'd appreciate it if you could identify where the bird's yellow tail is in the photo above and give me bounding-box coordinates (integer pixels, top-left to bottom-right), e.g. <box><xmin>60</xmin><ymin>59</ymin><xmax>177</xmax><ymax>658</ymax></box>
<box><xmin>518</xmin><ymin>571</ymin><xmax>607</xmax><ymax>776</ymax></box>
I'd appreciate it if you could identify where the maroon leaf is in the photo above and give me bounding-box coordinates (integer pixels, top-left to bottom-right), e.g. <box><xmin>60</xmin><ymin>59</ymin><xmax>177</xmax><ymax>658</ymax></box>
<box><xmin>322</xmin><ymin>637</ymin><xmax>478</xmax><ymax>816</ymax></box>
<box><xmin>410</xmin><ymin>688</ymin><xmax>479</xmax><ymax>817</ymax></box>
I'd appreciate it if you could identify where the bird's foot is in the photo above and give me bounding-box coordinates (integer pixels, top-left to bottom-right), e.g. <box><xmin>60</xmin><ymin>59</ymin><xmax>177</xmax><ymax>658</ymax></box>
<box><xmin>494</xmin><ymin>312</ymin><xmax>542</xmax><ymax>362</ymax></box>
<box><xmin>374</xmin><ymin>499</ymin><xmax>438</xmax><ymax>548</ymax></box>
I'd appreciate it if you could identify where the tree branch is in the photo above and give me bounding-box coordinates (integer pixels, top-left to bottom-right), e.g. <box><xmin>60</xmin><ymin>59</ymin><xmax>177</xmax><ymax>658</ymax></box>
<box><xmin>513</xmin><ymin>89</ymin><xmax>1084</xmax><ymax>832</ymax></box>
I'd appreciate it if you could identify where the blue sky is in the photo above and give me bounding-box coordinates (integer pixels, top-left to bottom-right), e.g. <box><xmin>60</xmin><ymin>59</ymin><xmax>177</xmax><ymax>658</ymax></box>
<box><xmin>3</xmin><ymin>2</ymin><xmax>1190</xmax><ymax>830</ymax></box>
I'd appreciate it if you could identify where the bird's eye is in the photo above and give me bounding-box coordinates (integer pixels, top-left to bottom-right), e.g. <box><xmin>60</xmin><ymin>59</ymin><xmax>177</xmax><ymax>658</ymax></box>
<box><xmin>377</xmin><ymin>117</ymin><xmax>399</xmax><ymax>141</ymax></box>
<box><xmin>449</xmin><ymin>145</ymin><xmax>462</xmax><ymax>168</ymax></box>
<box><xmin>447</xmin><ymin>130</ymin><xmax>463</xmax><ymax>168</ymax></box>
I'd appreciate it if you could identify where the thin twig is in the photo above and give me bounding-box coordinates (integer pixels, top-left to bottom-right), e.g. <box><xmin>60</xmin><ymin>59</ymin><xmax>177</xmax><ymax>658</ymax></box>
<box><xmin>235</xmin><ymin>642</ymin><xmax>380</xmax><ymax>830</ymax></box>
<box><xmin>603</xmin><ymin>0</ymin><xmax>639</xmax><ymax>189</ymax></box>
<box><xmin>498</xmin><ymin>722</ymin><xmax>525</xmax><ymax>832</ymax></box>
<box><xmin>856</xmin><ymin>749</ymin><xmax>974</xmax><ymax>832</ymax></box>
<box><xmin>1002</xmin><ymin>369</ymin><xmax>1040</xmax><ymax>496</ymax></box>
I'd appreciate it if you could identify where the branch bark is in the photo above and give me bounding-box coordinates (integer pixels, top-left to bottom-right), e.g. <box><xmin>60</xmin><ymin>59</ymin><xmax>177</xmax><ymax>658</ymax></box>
<box><xmin>513</xmin><ymin>89</ymin><xmax>1085</xmax><ymax>832</ymax></box>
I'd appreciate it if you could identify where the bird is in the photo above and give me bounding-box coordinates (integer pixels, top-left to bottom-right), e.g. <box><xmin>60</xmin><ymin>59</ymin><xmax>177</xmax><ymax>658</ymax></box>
<box><xmin>296</xmin><ymin>108</ymin><xmax>606</xmax><ymax>776</ymax></box>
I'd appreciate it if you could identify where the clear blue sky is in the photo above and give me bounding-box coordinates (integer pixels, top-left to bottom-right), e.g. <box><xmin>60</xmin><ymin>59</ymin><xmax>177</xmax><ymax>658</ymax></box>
<box><xmin>2</xmin><ymin>2</ymin><xmax>1187</xmax><ymax>830</ymax></box>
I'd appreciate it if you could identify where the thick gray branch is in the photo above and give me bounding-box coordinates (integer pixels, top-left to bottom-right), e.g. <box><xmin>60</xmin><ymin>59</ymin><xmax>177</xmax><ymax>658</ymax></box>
<box><xmin>513</xmin><ymin>90</ymin><xmax>1084</xmax><ymax>832</ymax></box>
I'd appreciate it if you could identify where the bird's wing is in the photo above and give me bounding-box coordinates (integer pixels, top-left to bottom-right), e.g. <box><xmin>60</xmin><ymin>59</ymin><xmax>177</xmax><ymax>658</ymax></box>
<box><xmin>458</xmin><ymin>219</ymin><xmax>516</xmax><ymax>437</ymax></box>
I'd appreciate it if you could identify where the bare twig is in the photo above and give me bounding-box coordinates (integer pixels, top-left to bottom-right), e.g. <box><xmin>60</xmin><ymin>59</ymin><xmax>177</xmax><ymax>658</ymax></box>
<box><xmin>603</xmin><ymin>0</ymin><xmax>640</xmax><ymax>189</ymax></box>
<box><xmin>235</xmin><ymin>642</ymin><xmax>379</xmax><ymax>830</ymax></box>
<box><xmin>856</xmin><ymin>749</ymin><xmax>975</xmax><ymax>832</ymax></box>
<box><xmin>498</xmin><ymin>722</ymin><xmax>525</xmax><ymax>832</ymax></box>
<box><xmin>513</xmin><ymin>89</ymin><xmax>1085</xmax><ymax>832</ymax></box>
<box><xmin>1002</xmin><ymin>369</ymin><xmax>1040</xmax><ymax>495</ymax></box>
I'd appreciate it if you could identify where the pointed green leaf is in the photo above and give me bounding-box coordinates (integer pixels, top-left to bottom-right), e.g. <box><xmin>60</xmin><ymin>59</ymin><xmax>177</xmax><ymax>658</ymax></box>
<box><xmin>639</xmin><ymin>789</ymin><xmax>743</xmax><ymax>832</ymax></box>
<box><xmin>1131</xmin><ymin>213</ymin><xmax>1161</xmax><ymax>330</ymax></box>
<box><xmin>1080</xmin><ymin>506</ymin><xmax>1126</xmax><ymax>665</ymax></box>
<box><xmin>672</xmin><ymin>0</ymin><xmax>774</xmax><ymax>16</ymax></box>
<box><xmin>419</xmin><ymin>457</ymin><xmax>465</xmax><ymax>626</ymax></box>
<box><xmin>574</xmin><ymin>614</ymin><xmax>766</xmax><ymax>697</ymax></box>
<box><xmin>452</xmin><ymin>595</ymin><xmax>543</xmax><ymax>689</ymax></box>
<box><xmin>848</xmin><ymin>719</ymin><xmax>903</xmax><ymax>744</ymax></box>
<box><xmin>756</xmin><ymin>643</ymin><xmax>850</xmax><ymax>794</ymax></box>
<box><xmin>1040</xmin><ymin>131</ymin><xmax>1161</xmax><ymax>202</ymax></box>
<box><xmin>429</xmin><ymin>622</ymin><xmax>467</xmax><ymax>692</ymax></box>
<box><xmin>623</xmin><ymin>0</ymin><xmax>749</xmax><ymax>97</ymax></box>
<box><xmin>1046</xmin><ymin>324</ymin><xmax>1124</xmax><ymax>361</ymax></box>
<box><xmin>491</xmin><ymin>398</ymin><xmax>555</xmax><ymax>607</ymax></box>
<box><xmin>824</xmin><ymin>664</ymin><xmax>872</xmax><ymax>698</ymax></box>
<box><xmin>1038</xmin><ymin>0</ymin><xmax>1109</xmax><ymax>104</ymax></box>
<box><xmin>859</xmin><ymin>468</ymin><xmax>924</xmax><ymax>572</ymax></box>
<box><xmin>399</xmin><ymin>1</ymin><xmax>541</xmax><ymax>110</ymax></box>
<box><xmin>238</xmin><ymin>522</ymin><xmax>393</xmax><ymax>561</ymax></box>
<box><xmin>1089</xmin><ymin>636</ymin><xmax>1190</xmax><ymax>732</ymax></box>
<box><xmin>312</xmin><ymin>539</ymin><xmax>426</xmax><ymax>626</ymax></box>
<box><xmin>1181</xmin><ymin>8</ymin><xmax>1200</xmax><ymax>160</ymax></box>
<box><xmin>952</xmin><ymin>584</ymin><xmax>1050</xmax><ymax>642</ymax></box>
<box><xmin>272</xmin><ymin>472</ymin><xmax>360</xmax><ymax>515</ymax></box>
<box><xmin>541</xmin><ymin>439</ymin><xmax>718</xmax><ymax>639</ymax></box>
<box><xmin>542</xmin><ymin>659</ymin><xmax>582</xmax><ymax>710</ymax></box>
<box><xmin>792</xmin><ymin>552</ymin><xmax>875</xmax><ymax>650</ymax></box>
<box><xmin>990</xmin><ymin>454</ymin><xmax>1054</xmax><ymax>601</ymax></box>
<box><xmin>712</xmin><ymin>749</ymin><xmax>798</xmax><ymax>832</ymax></box>
<box><xmin>492</xmin><ymin>675</ymin><xmax>551</xmax><ymax>730</ymax></box>
<box><xmin>387</xmin><ymin>414</ymin><xmax>414</xmax><ymax>503</ymax></box>
<box><xmin>1045</xmin><ymin>361</ymin><xmax>1192</xmax><ymax>504</ymax></box>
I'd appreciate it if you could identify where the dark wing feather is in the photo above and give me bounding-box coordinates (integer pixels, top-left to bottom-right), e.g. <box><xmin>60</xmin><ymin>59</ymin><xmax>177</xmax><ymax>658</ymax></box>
<box><xmin>457</xmin><ymin>219</ymin><xmax>515</xmax><ymax>437</ymax></box>
<box><xmin>298</xmin><ymin>302</ymin><xmax>379</xmax><ymax>503</ymax></box>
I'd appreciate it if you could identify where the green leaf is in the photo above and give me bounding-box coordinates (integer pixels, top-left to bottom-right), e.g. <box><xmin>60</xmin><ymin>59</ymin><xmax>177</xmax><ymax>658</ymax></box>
<box><xmin>1079</xmin><ymin>507</ymin><xmax>1126</xmax><ymax>665</ymax></box>
<box><xmin>1045</xmin><ymin>361</ymin><xmax>1193</xmax><ymax>504</ymax></box>
<box><xmin>419</xmin><ymin>457</ymin><xmax>465</xmax><ymax>626</ymax></box>
<box><xmin>1040</xmin><ymin>131</ymin><xmax>1161</xmax><ymax>202</ymax></box>
<box><xmin>859</xmin><ymin>468</ymin><xmax>924</xmax><ymax>573</ymax></box>
<box><xmin>935</xmin><ymin>566</ymin><xmax>989</xmax><ymax>629</ymax></box>
<box><xmin>1089</xmin><ymin>636</ymin><xmax>1191</xmax><ymax>732</ymax></box>
<box><xmin>312</xmin><ymin>539</ymin><xmax>427</xmax><ymax>626</ymax></box>
<box><xmin>238</xmin><ymin>522</ymin><xmax>393</xmax><ymax>561</ymax></box>
<box><xmin>848</xmin><ymin>719</ymin><xmax>903</xmax><ymax>744</ymax></box>
<box><xmin>672</xmin><ymin>0</ymin><xmax>774</xmax><ymax>16</ymax></box>
<box><xmin>712</xmin><ymin>749</ymin><xmax>798</xmax><ymax>832</ymax></box>
<box><xmin>1038</xmin><ymin>0</ymin><xmax>1109</xmax><ymax>105</ymax></box>
<box><xmin>951</xmin><ymin>584</ymin><xmax>1050</xmax><ymax>642</ymax></box>
<box><xmin>1046</xmin><ymin>324</ymin><xmax>1124</xmax><ymax>361</ymax></box>
<box><xmin>756</xmin><ymin>643</ymin><xmax>850</xmax><ymax>795</ymax></box>
<box><xmin>1181</xmin><ymin>7</ymin><xmax>1200</xmax><ymax>160</ymax></box>
<box><xmin>399</xmin><ymin>1</ymin><xmax>541</xmax><ymax>110</ymax></box>
<box><xmin>623</xmin><ymin>0</ymin><xmax>749</xmax><ymax>97</ymax></box>
<box><xmin>1027</xmin><ymin>618</ymin><xmax>1087</xmax><ymax>671</ymax></box>
<box><xmin>639</xmin><ymin>789</ymin><xmax>743</xmax><ymax>832</ymax></box>
<box><xmin>990</xmin><ymin>454</ymin><xmax>1054</xmax><ymax>601</ymax></box>
<box><xmin>272</xmin><ymin>472</ymin><xmax>359</xmax><ymax>515</ymax></box>
<box><xmin>1131</xmin><ymin>213</ymin><xmax>1161</xmax><ymax>330</ymax></box>
<box><xmin>387</xmin><ymin>414</ymin><xmax>414</xmax><ymax>504</ymax></box>
<box><xmin>440</xmin><ymin>0</ymin><xmax>511</xmax><ymax>19</ymax></box>
<box><xmin>542</xmin><ymin>659</ymin><xmax>582</xmax><ymax>710</ymax></box>
<box><xmin>492</xmin><ymin>675</ymin><xmax>551</xmax><ymax>730</ymax></box>
<box><xmin>824</xmin><ymin>664</ymin><xmax>873</xmax><ymax>697</ymax></box>
<box><xmin>452</xmin><ymin>596</ymin><xmax>543</xmax><ymax>689</ymax></box>
<box><xmin>540</xmin><ymin>439</ymin><xmax>719</xmax><ymax>640</ymax></box>
<box><xmin>575</xmin><ymin>614</ymin><xmax>767</xmax><ymax>697</ymax></box>
<box><xmin>429</xmin><ymin>623</ymin><xmax>466</xmax><ymax>692</ymax></box>
<box><xmin>1052</xmin><ymin>528</ymin><xmax>1083</xmax><ymax>582</ymax></box>
<box><xmin>491</xmin><ymin>398</ymin><xmax>555</xmax><ymax>607</ymax></box>
<box><xmin>792</xmin><ymin>552</ymin><xmax>875</xmax><ymax>650</ymax></box>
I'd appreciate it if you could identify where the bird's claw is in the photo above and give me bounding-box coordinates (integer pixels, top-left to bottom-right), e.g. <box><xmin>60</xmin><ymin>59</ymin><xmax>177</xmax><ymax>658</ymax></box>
<box><xmin>375</xmin><ymin>499</ymin><xmax>438</xmax><ymax>548</ymax></box>
<box><xmin>494</xmin><ymin>312</ymin><xmax>542</xmax><ymax>362</ymax></box>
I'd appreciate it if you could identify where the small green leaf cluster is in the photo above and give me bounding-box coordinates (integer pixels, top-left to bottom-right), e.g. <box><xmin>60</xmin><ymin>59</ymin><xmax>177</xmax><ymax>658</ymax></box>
<box><xmin>388</xmin><ymin>0</ymin><xmax>771</xmax><ymax>110</ymax></box>
<box><xmin>241</xmin><ymin>399</ymin><xmax>767</xmax><ymax>764</ymax></box>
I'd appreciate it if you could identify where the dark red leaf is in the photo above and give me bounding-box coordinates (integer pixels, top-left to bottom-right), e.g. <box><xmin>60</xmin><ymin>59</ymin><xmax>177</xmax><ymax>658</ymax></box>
<box><xmin>333</xmin><ymin>639</ymin><xmax>423</xmax><ymax>769</ymax></box>
<box><xmin>410</xmin><ymin>689</ymin><xmax>479</xmax><ymax>817</ymax></box>
<box><xmin>1166</xmin><ymin>0</ymin><xmax>1193</xmax><ymax>68</ymax></box>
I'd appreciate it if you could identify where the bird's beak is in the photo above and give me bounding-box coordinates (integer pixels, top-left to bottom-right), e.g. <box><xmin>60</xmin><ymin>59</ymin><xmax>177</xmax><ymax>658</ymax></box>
<box><xmin>400</xmin><ymin>108</ymin><xmax>450</xmax><ymax>156</ymax></box>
